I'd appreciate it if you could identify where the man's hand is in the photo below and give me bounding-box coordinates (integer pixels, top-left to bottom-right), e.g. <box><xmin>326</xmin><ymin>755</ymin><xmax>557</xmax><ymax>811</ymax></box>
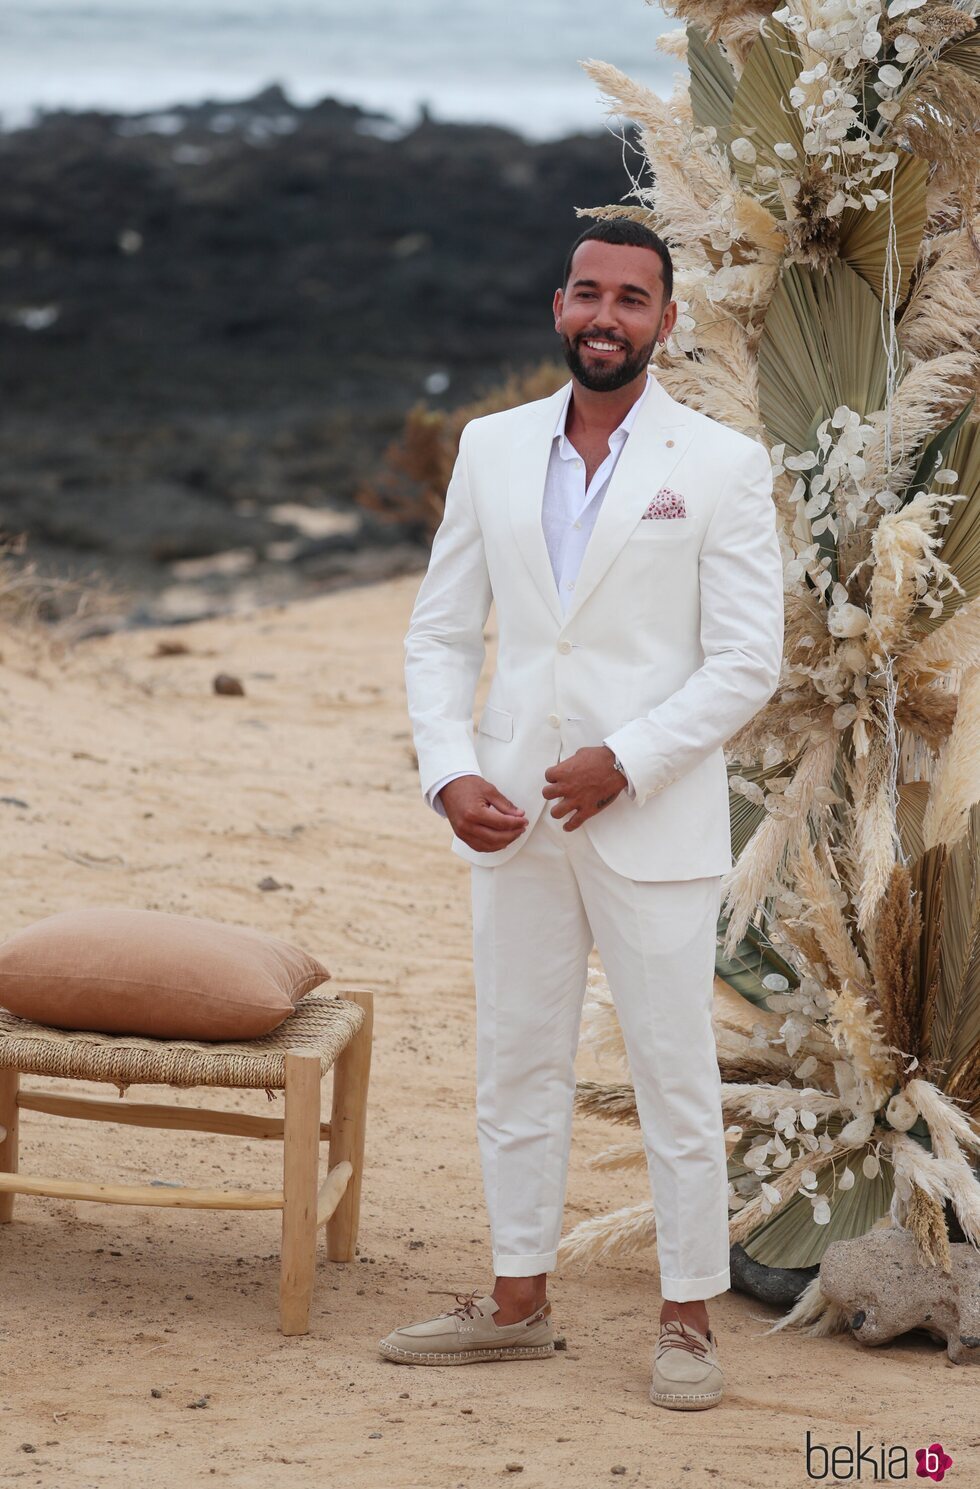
<box><xmin>542</xmin><ymin>745</ymin><xmax>627</xmax><ymax>831</ymax></box>
<box><xmin>438</xmin><ymin>775</ymin><xmax>529</xmax><ymax>852</ymax></box>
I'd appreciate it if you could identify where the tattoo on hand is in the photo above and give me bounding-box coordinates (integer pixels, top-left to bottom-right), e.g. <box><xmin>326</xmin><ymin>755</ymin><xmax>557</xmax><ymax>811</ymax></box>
<box><xmin>595</xmin><ymin>794</ymin><xmax>616</xmax><ymax>810</ymax></box>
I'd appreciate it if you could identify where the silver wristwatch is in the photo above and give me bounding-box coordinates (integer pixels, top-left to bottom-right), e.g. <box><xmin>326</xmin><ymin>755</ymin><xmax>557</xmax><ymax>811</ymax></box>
<box><xmin>612</xmin><ymin>755</ymin><xmax>628</xmax><ymax>780</ymax></box>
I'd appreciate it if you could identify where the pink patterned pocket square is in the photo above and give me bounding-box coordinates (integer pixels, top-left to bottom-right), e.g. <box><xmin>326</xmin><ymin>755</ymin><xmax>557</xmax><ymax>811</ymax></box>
<box><xmin>641</xmin><ymin>487</ymin><xmax>687</xmax><ymax>520</ymax></box>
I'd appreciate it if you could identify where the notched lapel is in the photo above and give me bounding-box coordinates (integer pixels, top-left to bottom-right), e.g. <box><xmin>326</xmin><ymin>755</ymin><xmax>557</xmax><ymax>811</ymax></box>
<box><xmin>507</xmin><ymin>387</ymin><xmax>569</xmax><ymax>628</ymax></box>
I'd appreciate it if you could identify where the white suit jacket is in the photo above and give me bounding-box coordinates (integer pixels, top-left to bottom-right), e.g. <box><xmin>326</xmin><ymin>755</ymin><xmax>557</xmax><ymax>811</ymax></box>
<box><xmin>403</xmin><ymin>372</ymin><xmax>785</xmax><ymax>880</ymax></box>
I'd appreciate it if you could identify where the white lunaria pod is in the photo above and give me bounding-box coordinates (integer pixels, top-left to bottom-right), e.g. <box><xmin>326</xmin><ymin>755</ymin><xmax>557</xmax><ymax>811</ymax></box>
<box><xmin>885</xmin><ymin>1091</ymin><xmax>918</xmax><ymax>1131</ymax></box>
<box><xmin>839</xmin><ymin>1111</ymin><xmax>875</xmax><ymax>1145</ymax></box>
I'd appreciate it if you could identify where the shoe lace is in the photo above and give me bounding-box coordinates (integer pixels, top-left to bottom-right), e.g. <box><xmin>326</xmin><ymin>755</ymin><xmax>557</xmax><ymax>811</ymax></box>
<box><xmin>426</xmin><ymin>1288</ymin><xmax>483</xmax><ymax>1320</ymax></box>
<box><xmin>657</xmin><ymin>1319</ymin><xmax>712</xmax><ymax>1358</ymax></box>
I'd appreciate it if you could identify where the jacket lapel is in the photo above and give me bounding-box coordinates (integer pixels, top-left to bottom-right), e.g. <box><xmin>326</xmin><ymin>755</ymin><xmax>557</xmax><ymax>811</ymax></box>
<box><xmin>507</xmin><ymin>386</ymin><xmax>570</xmax><ymax>629</ymax></box>
<box><xmin>506</xmin><ymin>373</ymin><xmax>695</xmax><ymax>631</ymax></box>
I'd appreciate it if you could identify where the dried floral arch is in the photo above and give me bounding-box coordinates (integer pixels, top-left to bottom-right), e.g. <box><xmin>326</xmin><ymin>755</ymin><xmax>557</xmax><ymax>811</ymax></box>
<box><xmin>558</xmin><ymin>0</ymin><xmax>980</xmax><ymax>1329</ymax></box>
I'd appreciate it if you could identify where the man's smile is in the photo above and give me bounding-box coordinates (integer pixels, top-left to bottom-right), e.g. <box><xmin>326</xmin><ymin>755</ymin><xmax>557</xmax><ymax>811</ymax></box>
<box><xmin>580</xmin><ymin>337</ymin><xmax>627</xmax><ymax>357</ymax></box>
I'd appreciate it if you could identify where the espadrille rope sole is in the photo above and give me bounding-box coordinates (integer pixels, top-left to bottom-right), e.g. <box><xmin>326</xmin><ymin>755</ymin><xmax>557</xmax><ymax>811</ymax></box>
<box><xmin>378</xmin><ymin>1340</ymin><xmax>554</xmax><ymax>1365</ymax></box>
<box><xmin>649</xmin><ymin>1387</ymin><xmax>722</xmax><ymax>1409</ymax></box>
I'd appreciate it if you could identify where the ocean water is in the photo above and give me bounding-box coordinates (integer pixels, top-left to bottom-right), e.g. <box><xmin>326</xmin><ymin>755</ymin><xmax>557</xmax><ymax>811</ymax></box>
<box><xmin>0</xmin><ymin>0</ymin><xmax>675</xmax><ymax>138</ymax></box>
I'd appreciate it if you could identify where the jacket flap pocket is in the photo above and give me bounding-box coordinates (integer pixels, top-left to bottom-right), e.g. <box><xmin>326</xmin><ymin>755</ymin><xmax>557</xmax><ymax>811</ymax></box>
<box><xmin>477</xmin><ymin>705</ymin><xmax>514</xmax><ymax>742</ymax></box>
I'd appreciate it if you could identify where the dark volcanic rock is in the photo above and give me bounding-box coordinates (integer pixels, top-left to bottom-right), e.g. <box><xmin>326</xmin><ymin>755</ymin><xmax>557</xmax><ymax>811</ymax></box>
<box><xmin>729</xmin><ymin>1242</ymin><xmax>821</xmax><ymax>1309</ymax></box>
<box><xmin>0</xmin><ymin>87</ymin><xmax>632</xmax><ymax>621</ymax></box>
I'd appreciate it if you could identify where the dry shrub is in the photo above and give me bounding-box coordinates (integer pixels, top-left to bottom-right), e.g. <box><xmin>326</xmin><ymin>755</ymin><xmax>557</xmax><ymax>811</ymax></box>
<box><xmin>356</xmin><ymin>360</ymin><xmax>568</xmax><ymax>541</ymax></box>
<box><xmin>0</xmin><ymin>532</ymin><xmax>130</xmax><ymax>659</ymax></box>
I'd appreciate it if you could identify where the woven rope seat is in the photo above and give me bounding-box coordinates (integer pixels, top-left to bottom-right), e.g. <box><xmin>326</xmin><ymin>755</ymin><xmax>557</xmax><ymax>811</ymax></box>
<box><xmin>0</xmin><ymin>993</ymin><xmax>365</xmax><ymax>1092</ymax></box>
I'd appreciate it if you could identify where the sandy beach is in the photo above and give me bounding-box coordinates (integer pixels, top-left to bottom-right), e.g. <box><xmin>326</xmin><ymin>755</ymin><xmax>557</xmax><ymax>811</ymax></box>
<box><xmin>2</xmin><ymin>575</ymin><xmax>977</xmax><ymax>1488</ymax></box>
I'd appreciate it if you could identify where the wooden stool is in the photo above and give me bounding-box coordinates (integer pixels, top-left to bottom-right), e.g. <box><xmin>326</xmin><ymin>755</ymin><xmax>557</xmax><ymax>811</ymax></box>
<box><xmin>0</xmin><ymin>989</ymin><xmax>373</xmax><ymax>1335</ymax></box>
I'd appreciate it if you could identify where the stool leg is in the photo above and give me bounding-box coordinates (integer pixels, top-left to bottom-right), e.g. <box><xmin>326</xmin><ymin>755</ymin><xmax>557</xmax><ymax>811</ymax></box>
<box><xmin>326</xmin><ymin>989</ymin><xmax>373</xmax><ymax>1263</ymax></box>
<box><xmin>0</xmin><ymin>1069</ymin><xmax>18</xmax><ymax>1223</ymax></box>
<box><xmin>279</xmin><ymin>1049</ymin><xmax>321</xmax><ymax>1336</ymax></box>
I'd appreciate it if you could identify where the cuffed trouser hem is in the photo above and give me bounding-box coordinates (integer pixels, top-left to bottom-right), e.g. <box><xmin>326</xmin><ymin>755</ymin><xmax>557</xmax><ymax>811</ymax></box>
<box><xmin>659</xmin><ymin>1267</ymin><xmax>731</xmax><ymax>1303</ymax></box>
<box><xmin>492</xmin><ymin>1251</ymin><xmax>557</xmax><ymax>1277</ymax></box>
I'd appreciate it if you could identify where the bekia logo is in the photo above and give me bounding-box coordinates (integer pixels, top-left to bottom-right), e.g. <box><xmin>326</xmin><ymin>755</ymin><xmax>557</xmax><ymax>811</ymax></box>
<box><xmin>915</xmin><ymin>1444</ymin><xmax>954</xmax><ymax>1482</ymax></box>
<box><xmin>805</xmin><ymin>1431</ymin><xmax>954</xmax><ymax>1481</ymax></box>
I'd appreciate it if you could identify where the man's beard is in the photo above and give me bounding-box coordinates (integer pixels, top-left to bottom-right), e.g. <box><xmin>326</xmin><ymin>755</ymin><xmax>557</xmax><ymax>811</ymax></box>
<box><xmin>560</xmin><ymin>326</ymin><xmax>661</xmax><ymax>392</ymax></box>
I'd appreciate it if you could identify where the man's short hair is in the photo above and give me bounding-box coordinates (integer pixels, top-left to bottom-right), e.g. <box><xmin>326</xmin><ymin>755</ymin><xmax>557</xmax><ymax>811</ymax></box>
<box><xmin>562</xmin><ymin>218</ymin><xmax>673</xmax><ymax>305</ymax></box>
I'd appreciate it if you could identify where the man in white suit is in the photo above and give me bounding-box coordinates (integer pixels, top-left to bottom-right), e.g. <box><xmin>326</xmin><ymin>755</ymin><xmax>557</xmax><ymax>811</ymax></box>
<box><xmin>380</xmin><ymin>219</ymin><xmax>784</xmax><ymax>1407</ymax></box>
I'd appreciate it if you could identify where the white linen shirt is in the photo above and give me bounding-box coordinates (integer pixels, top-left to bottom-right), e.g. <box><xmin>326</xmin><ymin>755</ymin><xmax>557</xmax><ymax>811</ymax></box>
<box><xmin>426</xmin><ymin>374</ymin><xmax>651</xmax><ymax>815</ymax></box>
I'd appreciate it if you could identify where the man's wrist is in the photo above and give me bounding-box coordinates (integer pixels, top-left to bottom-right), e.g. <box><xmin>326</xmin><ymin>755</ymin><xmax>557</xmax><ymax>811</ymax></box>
<box><xmin>599</xmin><ymin>745</ymin><xmax>627</xmax><ymax>790</ymax></box>
<box><xmin>437</xmin><ymin>773</ymin><xmax>477</xmax><ymax>803</ymax></box>
<box><xmin>601</xmin><ymin>742</ymin><xmax>635</xmax><ymax>798</ymax></box>
<box><xmin>428</xmin><ymin>770</ymin><xmax>477</xmax><ymax>817</ymax></box>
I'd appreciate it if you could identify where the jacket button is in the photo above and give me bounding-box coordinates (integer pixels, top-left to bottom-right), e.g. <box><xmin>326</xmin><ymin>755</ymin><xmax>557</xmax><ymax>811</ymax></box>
<box><xmin>547</xmin><ymin>713</ymin><xmax>561</xmax><ymax>728</ymax></box>
<box><xmin>557</xmin><ymin>640</ymin><xmax>572</xmax><ymax>654</ymax></box>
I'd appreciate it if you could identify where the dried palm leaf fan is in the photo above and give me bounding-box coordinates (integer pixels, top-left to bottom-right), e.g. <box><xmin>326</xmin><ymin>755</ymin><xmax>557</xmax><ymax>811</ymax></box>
<box><xmin>559</xmin><ymin>0</ymin><xmax>980</xmax><ymax>1330</ymax></box>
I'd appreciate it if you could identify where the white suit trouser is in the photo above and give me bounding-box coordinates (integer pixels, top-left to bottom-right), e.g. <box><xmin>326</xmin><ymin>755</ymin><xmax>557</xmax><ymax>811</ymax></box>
<box><xmin>470</xmin><ymin>802</ymin><xmax>731</xmax><ymax>1303</ymax></box>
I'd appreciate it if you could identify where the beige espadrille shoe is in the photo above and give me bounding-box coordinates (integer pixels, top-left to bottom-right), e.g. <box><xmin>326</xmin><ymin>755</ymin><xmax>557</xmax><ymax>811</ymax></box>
<box><xmin>379</xmin><ymin>1290</ymin><xmax>555</xmax><ymax>1365</ymax></box>
<box><xmin>649</xmin><ymin>1318</ymin><xmax>724</xmax><ymax>1409</ymax></box>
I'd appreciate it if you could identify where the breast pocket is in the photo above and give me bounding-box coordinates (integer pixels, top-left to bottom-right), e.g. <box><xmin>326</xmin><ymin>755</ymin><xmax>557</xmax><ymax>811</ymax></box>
<box><xmin>630</xmin><ymin>515</ymin><xmax>701</xmax><ymax>545</ymax></box>
<box><xmin>477</xmin><ymin>705</ymin><xmax>514</xmax><ymax>741</ymax></box>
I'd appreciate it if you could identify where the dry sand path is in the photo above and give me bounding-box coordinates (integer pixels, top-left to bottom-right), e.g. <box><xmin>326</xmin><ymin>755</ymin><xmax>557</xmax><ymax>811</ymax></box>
<box><xmin>1</xmin><ymin>577</ymin><xmax>975</xmax><ymax>1487</ymax></box>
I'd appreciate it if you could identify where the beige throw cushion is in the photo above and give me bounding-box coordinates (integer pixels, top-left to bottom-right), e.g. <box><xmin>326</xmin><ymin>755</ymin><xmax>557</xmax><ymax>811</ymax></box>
<box><xmin>0</xmin><ymin>907</ymin><xmax>330</xmax><ymax>1040</ymax></box>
